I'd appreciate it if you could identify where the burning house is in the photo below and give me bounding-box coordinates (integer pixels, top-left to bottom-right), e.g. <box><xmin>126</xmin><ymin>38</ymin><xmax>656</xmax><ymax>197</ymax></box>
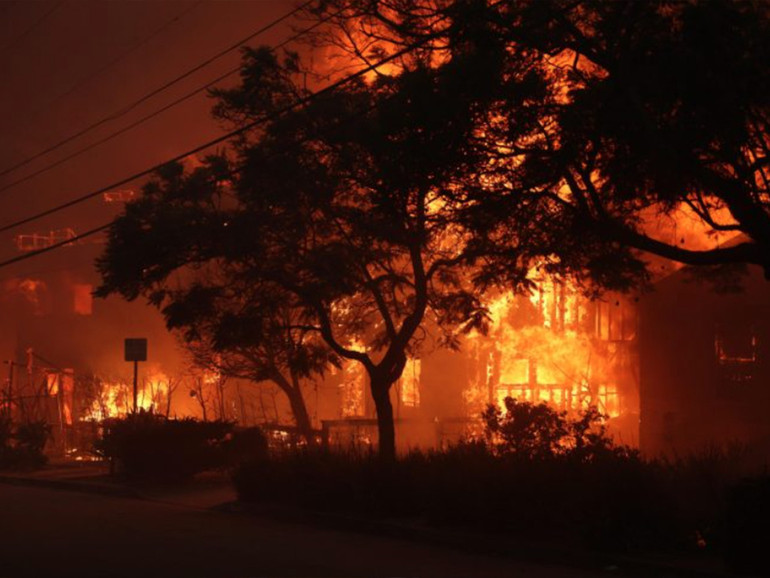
<box><xmin>0</xmin><ymin>240</ymin><xmax>187</xmax><ymax>452</ymax></box>
<box><xmin>321</xmin><ymin>281</ymin><xmax>641</xmax><ymax>451</ymax></box>
<box><xmin>2</xmin><ymin>226</ymin><xmax>767</xmax><ymax>461</ymax></box>
<box><xmin>323</xmin><ymin>265</ymin><xmax>770</xmax><ymax>459</ymax></box>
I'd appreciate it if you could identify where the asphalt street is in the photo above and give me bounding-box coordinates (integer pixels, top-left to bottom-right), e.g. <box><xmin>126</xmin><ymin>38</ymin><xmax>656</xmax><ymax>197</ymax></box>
<box><xmin>0</xmin><ymin>483</ymin><xmax>622</xmax><ymax>577</ymax></box>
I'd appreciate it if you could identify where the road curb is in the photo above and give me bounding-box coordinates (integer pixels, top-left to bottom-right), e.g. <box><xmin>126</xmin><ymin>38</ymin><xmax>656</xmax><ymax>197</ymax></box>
<box><xmin>0</xmin><ymin>475</ymin><xmax>731</xmax><ymax>577</ymax></box>
<box><xmin>0</xmin><ymin>473</ymin><xmax>141</xmax><ymax>499</ymax></box>
<box><xmin>220</xmin><ymin>501</ymin><xmax>731</xmax><ymax>578</ymax></box>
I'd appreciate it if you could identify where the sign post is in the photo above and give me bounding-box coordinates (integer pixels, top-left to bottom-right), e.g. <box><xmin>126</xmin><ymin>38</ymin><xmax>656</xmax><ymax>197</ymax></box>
<box><xmin>124</xmin><ymin>338</ymin><xmax>147</xmax><ymax>413</ymax></box>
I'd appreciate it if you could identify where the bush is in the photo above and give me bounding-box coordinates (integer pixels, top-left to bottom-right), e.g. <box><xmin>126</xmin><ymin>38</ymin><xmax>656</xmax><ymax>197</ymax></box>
<box><xmin>232</xmin><ymin>440</ymin><xmax>679</xmax><ymax>551</ymax></box>
<box><xmin>482</xmin><ymin>398</ymin><xmax>629</xmax><ymax>461</ymax></box>
<box><xmin>232</xmin><ymin>402</ymin><xmax>768</xmax><ymax>558</ymax></box>
<box><xmin>224</xmin><ymin>426</ymin><xmax>269</xmax><ymax>466</ymax></box>
<box><xmin>94</xmin><ymin>411</ymin><xmax>237</xmax><ymax>481</ymax></box>
<box><xmin>723</xmin><ymin>476</ymin><xmax>770</xmax><ymax>575</ymax></box>
<box><xmin>0</xmin><ymin>417</ymin><xmax>50</xmax><ymax>470</ymax></box>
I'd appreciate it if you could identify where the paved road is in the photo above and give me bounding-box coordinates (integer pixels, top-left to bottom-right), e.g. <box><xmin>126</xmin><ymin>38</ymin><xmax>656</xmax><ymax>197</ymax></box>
<box><xmin>0</xmin><ymin>484</ymin><xmax>621</xmax><ymax>577</ymax></box>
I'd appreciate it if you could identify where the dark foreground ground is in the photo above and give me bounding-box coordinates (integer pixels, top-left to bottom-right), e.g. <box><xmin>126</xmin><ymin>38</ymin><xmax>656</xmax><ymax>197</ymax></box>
<box><xmin>0</xmin><ymin>482</ymin><xmax>683</xmax><ymax>578</ymax></box>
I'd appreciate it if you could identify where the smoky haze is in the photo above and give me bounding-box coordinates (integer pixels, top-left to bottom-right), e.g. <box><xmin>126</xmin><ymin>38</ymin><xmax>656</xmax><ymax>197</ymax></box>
<box><xmin>0</xmin><ymin>0</ymin><xmax>293</xmax><ymax>272</ymax></box>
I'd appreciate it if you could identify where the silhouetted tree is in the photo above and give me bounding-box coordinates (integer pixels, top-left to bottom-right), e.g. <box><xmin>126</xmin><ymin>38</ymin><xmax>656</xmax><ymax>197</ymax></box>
<box><xmin>169</xmin><ymin>281</ymin><xmax>337</xmax><ymax>443</ymax></box>
<box><xmin>324</xmin><ymin>0</ymin><xmax>770</xmax><ymax>280</ymax></box>
<box><xmin>97</xmin><ymin>0</ymin><xmax>763</xmax><ymax>458</ymax></box>
<box><xmin>96</xmin><ymin>42</ymin><xmax>533</xmax><ymax>460</ymax></box>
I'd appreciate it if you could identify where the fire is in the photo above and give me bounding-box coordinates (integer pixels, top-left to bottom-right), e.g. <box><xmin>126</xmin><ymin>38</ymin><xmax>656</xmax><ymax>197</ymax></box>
<box><xmin>399</xmin><ymin>359</ymin><xmax>421</xmax><ymax>408</ymax></box>
<box><xmin>82</xmin><ymin>370</ymin><xmax>171</xmax><ymax>421</ymax></box>
<box><xmin>2</xmin><ymin>278</ymin><xmax>48</xmax><ymax>314</ymax></box>
<box><xmin>332</xmin><ymin>273</ymin><xmax>633</xmax><ymax>438</ymax></box>
<box><xmin>339</xmin><ymin>339</ymin><xmax>367</xmax><ymax>417</ymax></box>
<box><xmin>465</xmin><ymin>276</ymin><xmax>633</xmax><ymax>425</ymax></box>
<box><xmin>313</xmin><ymin>5</ymin><xmax>451</xmax><ymax>85</ymax></box>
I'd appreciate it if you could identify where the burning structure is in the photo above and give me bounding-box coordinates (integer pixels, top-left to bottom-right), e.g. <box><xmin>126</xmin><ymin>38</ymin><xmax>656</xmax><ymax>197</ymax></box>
<box><xmin>320</xmin><ymin>281</ymin><xmax>640</xmax><ymax>450</ymax></box>
<box><xmin>320</xmin><ymin>263</ymin><xmax>770</xmax><ymax>459</ymax></box>
<box><xmin>3</xmin><ymin>231</ymin><xmax>767</xmax><ymax>460</ymax></box>
<box><xmin>0</xmin><ymin>241</ymin><xmax>188</xmax><ymax>453</ymax></box>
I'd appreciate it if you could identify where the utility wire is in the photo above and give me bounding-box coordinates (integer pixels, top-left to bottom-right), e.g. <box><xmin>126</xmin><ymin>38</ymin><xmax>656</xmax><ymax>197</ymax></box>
<box><xmin>0</xmin><ymin>1</ymin><xmax>63</xmax><ymax>54</ymax></box>
<box><xmin>0</xmin><ymin>0</ymin><xmax>313</xmax><ymax>181</ymax></box>
<box><xmin>24</xmin><ymin>1</ymin><xmax>203</xmax><ymax>123</ymax></box>
<box><xmin>0</xmin><ymin>7</ymin><xmax>341</xmax><ymax>197</ymax></box>
<box><xmin>0</xmin><ymin>224</ymin><xmax>112</xmax><ymax>270</ymax></box>
<box><xmin>0</xmin><ymin>73</ymin><xmax>386</xmax><ymax>281</ymax></box>
<box><xmin>0</xmin><ymin>95</ymin><xmax>385</xmax><ymax>271</ymax></box>
<box><xmin>0</xmin><ymin>38</ymin><xmax>428</xmax><ymax>269</ymax></box>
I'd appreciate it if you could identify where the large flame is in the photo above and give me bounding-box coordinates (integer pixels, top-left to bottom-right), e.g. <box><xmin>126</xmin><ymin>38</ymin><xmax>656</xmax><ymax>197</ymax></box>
<box><xmin>82</xmin><ymin>370</ymin><xmax>171</xmax><ymax>421</ymax></box>
<box><xmin>465</xmin><ymin>277</ymin><xmax>635</xmax><ymax>430</ymax></box>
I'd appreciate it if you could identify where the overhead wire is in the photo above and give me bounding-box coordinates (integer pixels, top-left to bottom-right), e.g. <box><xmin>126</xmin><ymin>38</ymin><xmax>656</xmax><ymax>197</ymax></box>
<box><xmin>0</xmin><ymin>224</ymin><xmax>113</xmax><ymax>270</ymax></box>
<box><xmin>24</xmin><ymin>1</ymin><xmax>203</xmax><ymax>122</ymax></box>
<box><xmin>0</xmin><ymin>1</ymin><xmax>63</xmax><ymax>54</ymax></box>
<box><xmin>0</xmin><ymin>0</ymin><xmax>314</xmax><ymax>182</ymax></box>
<box><xmin>0</xmin><ymin>36</ymin><xmax>430</xmax><ymax>270</ymax></box>
<box><xmin>0</xmin><ymin>6</ymin><xmax>342</xmax><ymax>197</ymax></box>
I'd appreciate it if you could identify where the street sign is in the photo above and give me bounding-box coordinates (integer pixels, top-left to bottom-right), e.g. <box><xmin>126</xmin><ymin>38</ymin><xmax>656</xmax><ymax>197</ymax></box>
<box><xmin>124</xmin><ymin>338</ymin><xmax>147</xmax><ymax>362</ymax></box>
<box><xmin>125</xmin><ymin>338</ymin><xmax>147</xmax><ymax>413</ymax></box>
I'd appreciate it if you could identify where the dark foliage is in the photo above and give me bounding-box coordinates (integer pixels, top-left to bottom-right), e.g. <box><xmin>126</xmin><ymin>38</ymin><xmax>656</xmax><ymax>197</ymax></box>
<box><xmin>482</xmin><ymin>397</ymin><xmax>631</xmax><ymax>462</ymax></box>
<box><xmin>97</xmin><ymin>0</ymin><xmax>769</xmax><ymax>460</ymax></box>
<box><xmin>723</xmin><ymin>476</ymin><xmax>770</xmax><ymax>576</ymax></box>
<box><xmin>94</xmin><ymin>411</ymin><xmax>247</xmax><ymax>482</ymax></box>
<box><xmin>0</xmin><ymin>417</ymin><xmax>50</xmax><ymax>470</ymax></box>
<box><xmin>224</xmin><ymin>425</ymin><xmax>270</xmax><ymax>466</ymax></box>
<box><xmin>233</xmin><ymin>442</ymin><xmax>681</xmax><ymax>552</ymax></box>
<box><xmin>234</xmin><ymin>403</ymin><xmax>667</xmax><ymax>550</ymax></box>
<box><xmin>326</xmin><ymin>0</ymin><xmax>769</xmax><ymax>279</ymax></box>
<box><xmin>233</xmin><ymin>407</ymin><xmax>770</xmax><ymax>558</ymax></box>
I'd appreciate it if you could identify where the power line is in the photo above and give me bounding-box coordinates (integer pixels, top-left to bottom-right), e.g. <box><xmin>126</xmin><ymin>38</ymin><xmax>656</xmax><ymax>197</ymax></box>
<box><xmin>0</xmin><ymin>29</ymin><xmax>421</xmax><ymax>235</ymax></box>
<box><xmin>0</xmin><ymin>38</ymin><xmax>428</xmax><ymax>269</ymax></box>
<box><xmin>22</xmin><ymin>1</ymin><xmax>203</xmax><ymax>124</ymax></box>
<box><xmin>0</xmin><ymin>7</ymin><xmax>341</xmax><ymax>197</ymax></box>
<box><xmin>0</xmin><ymin>0</ymin><xmax>313</xmax><ymax>182</ymax></box>
<box><xmin>0</xmin><ymin>224</ymin><xmax>112</xmax><ymax>270</ymax></box>
<box><xmin>0</xmin><ymin>1</ymin><xmax>63</xmax><ymax>54</ymax></box>
<box><xmin>0</xmin><ymin>65</ymin><xmax>385</xmax><ymax>281</ymax></box>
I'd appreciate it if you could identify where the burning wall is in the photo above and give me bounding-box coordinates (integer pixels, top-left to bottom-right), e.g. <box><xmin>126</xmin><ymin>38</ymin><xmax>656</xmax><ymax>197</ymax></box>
<box><xmin>463</xmin><ymin>284</ymin><xmax>639</xmax><ymax>445</ymax></box>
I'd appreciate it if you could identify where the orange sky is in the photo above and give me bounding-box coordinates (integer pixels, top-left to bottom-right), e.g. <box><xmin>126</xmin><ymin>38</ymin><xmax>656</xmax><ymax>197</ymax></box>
<box><xmin>0</xmin><ymin>0</ymin><xmax>295</xmax><ymax>279</ymax></box>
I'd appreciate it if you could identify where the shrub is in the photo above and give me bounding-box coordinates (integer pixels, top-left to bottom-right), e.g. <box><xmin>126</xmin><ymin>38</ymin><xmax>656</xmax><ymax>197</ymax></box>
<box><xmin>232</xmin><ymin>440</ymin><xmax>678</xmax><ymax>551</ymax></box>
<box><xmin>0</xmin><ymin>417</ymin><xmax>50</xmax><ymax>470</ymax></box>
<box><xmin>482</xmin><ymin>397</ymin><xmax>628</xmax><ymax>461</ymax></box>
<box><xmin>94</xmin><ymin>411</ymin><xmax>235</xmax><ymax>481</ymax></box>
<box><xmin>224</xmin><ymin>426</ymin><xmax>269</xmax><ymax>466</ymax></box>
<box><xmin>232</xmin><ymin>402</ymin><xmax>765</xmax><ymax>557</ymax></box>
<box><xmin>722</xmin><ymin>476</ymin><xmax>770</xmax><ymax>575</ymax></box>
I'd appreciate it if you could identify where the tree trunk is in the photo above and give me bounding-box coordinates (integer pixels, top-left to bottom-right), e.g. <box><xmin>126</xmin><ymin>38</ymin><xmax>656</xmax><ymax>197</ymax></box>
<box><xmin>370</xmin><ymin>373</ymin><xmax>396</xmax><ymax>461</ymax></box>
<box><xmin>286</xmin><ymin>386</ymin><xmax>316</xmax><ymax>447</ymax></box>
<box><xmin>271</xmin><ymin>369</ymin><xmax>317</xmax><ymax>447</ymax></box>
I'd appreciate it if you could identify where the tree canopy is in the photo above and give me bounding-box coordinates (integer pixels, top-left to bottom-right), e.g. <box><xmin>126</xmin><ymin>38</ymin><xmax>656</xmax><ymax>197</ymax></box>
<box><xmin>98</xmin><ymin>42</ymin><xmax>556</xmax><ymax>459</ymax></box>
<box><xmin>323</xmin><ymin>0</ymin><xmax>770</xmax><ymax>279</ymax></box>
<box><xmin>97</xmin><ymin>0</ymin><xmax>770</xmax><ymax>459</ymax></box>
